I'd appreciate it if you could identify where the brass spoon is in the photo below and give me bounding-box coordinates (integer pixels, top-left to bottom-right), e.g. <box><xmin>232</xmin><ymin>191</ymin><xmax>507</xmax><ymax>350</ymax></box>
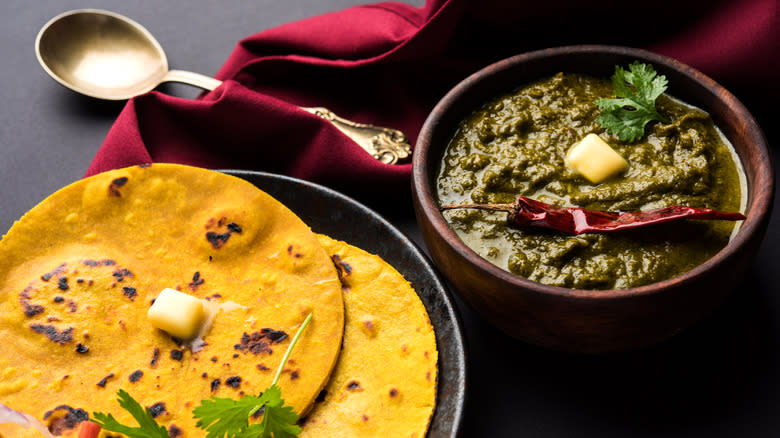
<box><xmin>35</xmin><ymin>9</ymin><xmax>411</xmax><ymax>164</ymax></box>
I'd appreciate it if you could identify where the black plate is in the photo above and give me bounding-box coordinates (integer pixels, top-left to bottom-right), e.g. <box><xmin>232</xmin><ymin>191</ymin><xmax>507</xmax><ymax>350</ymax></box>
<box><xmin>223</xmin><ymin>170</ymin><xmax>467</xmax><ymax>438</ymax></box>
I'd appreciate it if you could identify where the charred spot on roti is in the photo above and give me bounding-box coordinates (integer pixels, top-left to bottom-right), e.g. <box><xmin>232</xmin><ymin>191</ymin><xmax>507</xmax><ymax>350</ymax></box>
<box><xmin>57</xmin><ymin>277</ymin><xmax>69</xmax><ymax>291</ymax></box>
<box><xmin>108</xmin><ymin>177</ymin><xmax>129</xmax><ymax>197</ymax></box>
<box><xmin>389</xmin><ymin>388</ymin><xmax>399</xmax><ymax>398</ymax></box>
<box><xmin>19</xmin><ymin>287</ymin><xmax>45</xmax><ymax>317</ymax></box>
<box><xmin>43</xmin><ymin>405</ymin><xmax>88</xmax><ymax>435</ymax></box>
<box><xmin>361</xmin><ymin>318</ymin><xmax>377</xmax><ymax>337</ymax></box>
<box><xmin>330</xmin><ymin>254</ymin><xmax>353</xmax><ymax>290</ymax></box>
<box><xmin>205</xmin><ymin>217</ymin><xmax>243</xmax><ymax>249</ymax></box>
<box><xmin>210</xmin><ymin>378</ymin><xmax>221</xmax><ymax>392</ymax></box>
<box><xmin>41</xmin><ymin>263</ymin><xmax>67</xmax><ymax>282</ymax></box>
<box><xmin>54</xmin><ymin>296</ymin><xmax>65</xmax><ymax>303</ymax></box>
<box><xmin>225</xmin><ymin>376</ymin><xmax>242</xmax><ymax>388</ymax></box>
<box><xmin>96</xmin><ymin>373</ymin><xmax>114</xmax><ymax>387</ymax></box>
<box><xmin>122</xmin><ymin>286</ymin><xmax>137</xmax><ymax>301</ymax></box>
<box><xmin>206</xmin><ymin>231</ymin><xmax>231</xmax><ymax>249</ymax></box>
<box><xmin>170</xmin><ymin>349</ymin><xmax>183</xmax><ymax>361</ymax></box>
<box><xmin>30</xmin><ymin>324</ymin><xmax>73</xmax><ymax>344</ymax></box>
<box><xmin>346</xmin><ymin>380</ymin><xmax>362</xmax><ymax>391</ymax></box>
<box><xmin>75</xmin><ymin>343</ymin><xmax>89</xmax><ymax>354</ymax></box>
<box><xmin>81</xmin><ymin>259</ymin><xmax>116</xmax><ymax>267</ymax></box>
<box><xmin>234</xmin><ymin>329</ymin><xmax>288</xmax><ymax>356</ymax></box>
<box><xmin>188</xmin><ymin>271</ymin><xmax>205</xmax><ymax>291</ymax></box>
<box><xmin>112</xmin><ymin>267</ymin><xmax>134</xmax><ymax>282</ymax></box>
<box><xmin>261</xmin><ymin>328</ymin><xmax>288</xmax><ymax>343</ymax></box>
<box><xmin>256</xmin><ymin>363</ymin><xmax>270</xmax><ymax>371</ymax></box>
<box><xmin>150</xmin><ymin>347</ymin><xmax>160</xmax><ymax>367</ymax></box>
<box><xmin>168</xmin><ymin>424</ymin><xmax>182</xmax><ymax>437</ymax></box>
<box><xmin>362</xmin><ymin>414</ymin><xmax>369</xmax><ymax>422</ymax></box>
<box><xmin>285</xmin><ymin>244</ymin><xmax>304</xmax><ymax>259</ymax></box>
<box><xmin>128</xmin><ymin>370</ymin><xmax>144</xmax><ymax>383</ymax></box>
<box><xmin>148</xmin><ymin>402</ymin><xmax>168</xmax><ymax>418</ymax></box>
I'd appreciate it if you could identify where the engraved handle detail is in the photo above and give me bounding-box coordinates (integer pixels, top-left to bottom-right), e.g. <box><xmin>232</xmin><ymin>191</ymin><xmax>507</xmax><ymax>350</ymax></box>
<box><xmin>302</xmin><ymin>107</ymin><xmax>412</xmax><ymax>164</ymax></box>
<box><xmin>159</xmin><ymin>70</ymin><xmax>411</xmax><ymax>164</ymax></box>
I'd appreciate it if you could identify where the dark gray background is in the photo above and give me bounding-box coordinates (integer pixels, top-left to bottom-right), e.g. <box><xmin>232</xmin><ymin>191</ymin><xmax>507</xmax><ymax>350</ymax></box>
<box><xmin>1</xmin><ymin>1</ymin><xmax>777</xmax><ymax>437</ymax></box>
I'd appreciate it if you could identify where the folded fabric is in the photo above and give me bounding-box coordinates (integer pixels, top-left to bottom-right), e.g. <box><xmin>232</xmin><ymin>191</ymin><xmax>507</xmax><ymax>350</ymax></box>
<box><xmin>85</xmin><ymin>0</ymin><xmax>777</xmax><ymax>207</ymax></box>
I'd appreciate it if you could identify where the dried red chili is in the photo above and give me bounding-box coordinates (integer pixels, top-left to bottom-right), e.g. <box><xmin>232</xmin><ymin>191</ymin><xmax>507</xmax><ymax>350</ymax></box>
<box><xmin>440</xmin><ymin>196</ymin><xmax>746</xmax><ymax>235</ymax></box>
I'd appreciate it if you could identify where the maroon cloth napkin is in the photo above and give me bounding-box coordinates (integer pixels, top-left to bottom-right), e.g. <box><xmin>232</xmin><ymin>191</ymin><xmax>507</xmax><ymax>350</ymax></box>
<box><xmin>85</xmin><ymin>0</ymin><xmax>778</xmax><ymax>205</ymax></box>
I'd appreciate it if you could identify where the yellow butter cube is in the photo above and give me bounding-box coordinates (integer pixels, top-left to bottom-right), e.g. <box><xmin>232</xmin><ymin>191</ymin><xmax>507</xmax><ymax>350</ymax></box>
<box><xmin>147</xmin><ymin>288</ymin><xmax>205</xmax><ymax>339</ymax></box>
<box><xmin>566</xmin><ymin>133</ymin><xmax>628</xmax><ymax>184</ymax></box>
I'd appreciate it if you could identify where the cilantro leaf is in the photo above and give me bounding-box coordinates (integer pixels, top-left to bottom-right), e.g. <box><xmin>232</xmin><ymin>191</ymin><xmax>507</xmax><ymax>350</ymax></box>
<box><xmin>92</xmin><ymin>389</ymin><xmax>170</xmax><ymax>438</ymax></box>
<box><xmin>193</xmin><ymin>393</ymin><xmax>264</xmax><ymax>437</ymax></box>
<box><xmin>253</xmin><ymin>385</ymin><xmax>302</xmax><ymax>438</ymax></box>
<box><xmin>594</xmin><ymin>61</ymin><xmax>670</xmax><ymax>142</ymax></box>
<box><xmin>193</xmin><ymin>384</ymin><xmax>302</xmax><ymax>438</ymax></box>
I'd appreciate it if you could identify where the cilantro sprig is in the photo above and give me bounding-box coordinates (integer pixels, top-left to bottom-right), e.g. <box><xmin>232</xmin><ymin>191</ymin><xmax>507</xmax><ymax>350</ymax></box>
<box><xmin>193</xmin><ymin>385</ymin><xmax>301</xmax><ymax>438</ymax></box>
<box><xmin>193</xmin><ymin>312</ymin><xmax>312</xmax><ymax>437</ymax></box>
<box><xmin>92</xmin><ymin>389</ymin><xmax>171</xmax><ymax>438</ymax></box>
<box><xmin>594</xmin><ymin>61</ymin><xmax>670</xmax><ymax>142</ymax></box>
<box><xmin>92</xmin><ymin>312</ymin><xmax>313</xmax><ymax>438</ymax></box>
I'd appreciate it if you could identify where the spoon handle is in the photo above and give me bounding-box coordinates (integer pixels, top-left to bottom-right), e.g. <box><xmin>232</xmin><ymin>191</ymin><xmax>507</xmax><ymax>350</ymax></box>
<box><xmin>300</xmin><ymin>107</ymin><xmax>411</xmax><ymax>164</ymax></box>
<box><xmin>161</xmin><ymin>70</ymin><xmax>411</xmax><ymax>164</ymax></box>
<box><xmin>163</xmin><ymin>69</ymin><xmax>223</xmax><ymax>91</ymax></box>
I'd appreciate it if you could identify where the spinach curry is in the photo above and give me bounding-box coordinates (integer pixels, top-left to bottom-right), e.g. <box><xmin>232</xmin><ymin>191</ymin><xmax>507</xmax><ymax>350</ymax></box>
<box><xmin>436</xmin><ymin>73</ymin><xmax>745</xmax><ymax>289</ymax></box>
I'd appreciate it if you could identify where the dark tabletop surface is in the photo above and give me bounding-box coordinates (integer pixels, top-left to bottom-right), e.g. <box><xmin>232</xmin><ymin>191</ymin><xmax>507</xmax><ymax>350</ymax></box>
<box><xmin>2</xmin><ymin>1</ymin><xmax>777</xmax><ymax>437</ymax></box>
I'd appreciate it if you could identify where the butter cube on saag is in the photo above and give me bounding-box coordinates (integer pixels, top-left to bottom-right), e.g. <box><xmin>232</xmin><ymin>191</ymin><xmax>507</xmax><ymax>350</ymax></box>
<box><xmin>147</xmin><ymin>288</ymin><xmax>205</xmax><ymax>339</ymax></box>
<box><xmin>566</xmin><ymin>133</ymin><xmax>628</xmax><ymax>183</ymax></box>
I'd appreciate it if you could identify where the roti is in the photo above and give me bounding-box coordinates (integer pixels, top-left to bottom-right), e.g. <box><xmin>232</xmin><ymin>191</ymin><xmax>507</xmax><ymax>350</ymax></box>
<box><xmin>0</xmin><ymin>164</ymin><xmax>344</xmax><ymax>437</ymax></box>
<box><xmin>301</xmin><ymin>235</ymin><xmax>437</xmax><ymax>438</ymax></box>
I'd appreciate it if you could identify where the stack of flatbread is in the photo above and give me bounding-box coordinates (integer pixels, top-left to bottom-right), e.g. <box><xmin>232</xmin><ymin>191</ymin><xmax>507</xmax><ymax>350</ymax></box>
<box><xmin>0</xmin><ymin>164</ymin><xmax>437</xmax><ymax>437</ymax></box>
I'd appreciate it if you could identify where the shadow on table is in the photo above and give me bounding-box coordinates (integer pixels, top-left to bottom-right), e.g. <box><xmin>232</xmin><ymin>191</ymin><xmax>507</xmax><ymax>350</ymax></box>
<box><xmin>459</xmin><ymin>268</ymin><xmax>777</xmax><ymax>437</ymax></box>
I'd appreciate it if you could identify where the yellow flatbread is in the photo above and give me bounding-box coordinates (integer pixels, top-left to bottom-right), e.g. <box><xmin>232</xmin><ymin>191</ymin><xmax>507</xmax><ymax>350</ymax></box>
<box><xmin>301</xmin><ymin>235</ymin><xmax>437</xmax><ymax>438</ymax></box>
<box><xmin>0</xmin><ymin>164</ymin><xmax>344</xmax><ymax>437</ymax></box>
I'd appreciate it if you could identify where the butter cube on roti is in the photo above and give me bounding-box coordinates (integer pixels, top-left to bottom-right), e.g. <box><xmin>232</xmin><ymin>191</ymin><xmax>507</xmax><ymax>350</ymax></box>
<box><xmin>566</xmin><ymin>133</ymin><xmax>628</xmax><ymax>183</ymax></box>
<box><xmin>148</xmin><ymin>288</ymin><xmax>205</xmax><ymax>339</ymax></box>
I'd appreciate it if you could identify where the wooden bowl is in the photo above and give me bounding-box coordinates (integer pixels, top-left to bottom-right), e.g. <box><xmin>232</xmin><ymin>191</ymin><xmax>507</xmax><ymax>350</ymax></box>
<box><xmin>411</xmin><ymin>45</ymin><xmax>774</xmax><ymax>353</ymax></box>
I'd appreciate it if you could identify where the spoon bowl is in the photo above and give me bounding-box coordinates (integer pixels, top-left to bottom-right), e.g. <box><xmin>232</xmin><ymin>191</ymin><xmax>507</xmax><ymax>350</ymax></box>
<box><xmin>36</xmin><ymin>9</ymin><xmax>176</xmax><ymax>100</ymax></box>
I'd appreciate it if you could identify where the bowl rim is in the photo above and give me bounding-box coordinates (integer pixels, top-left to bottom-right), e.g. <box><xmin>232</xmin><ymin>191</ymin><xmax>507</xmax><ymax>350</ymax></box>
<box><xmin>412</xmin><ymin>44</ymin><xmax>775</xmax><ymax>300</ymax></box>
